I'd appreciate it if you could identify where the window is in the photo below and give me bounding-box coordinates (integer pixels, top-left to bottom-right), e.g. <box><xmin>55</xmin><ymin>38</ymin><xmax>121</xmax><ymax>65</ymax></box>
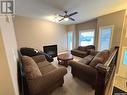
<box><xmin>79</xmin><ymin>29</ymin><xmax>95</xmax><ymax>46</ymax></box>
<box><xmin>98</xmin><ymin>26</ymin><xmax>113</xmax><ymax>51</ymax></box>
<box><xmin>68</xmin><ymin>32</ymin><xmax>73</xmax><ymax>50</ymax></box>
<box><xmin>123</xmin><ymin>50</ymin><xmax>127</xmax><ymax>65</ymax></box>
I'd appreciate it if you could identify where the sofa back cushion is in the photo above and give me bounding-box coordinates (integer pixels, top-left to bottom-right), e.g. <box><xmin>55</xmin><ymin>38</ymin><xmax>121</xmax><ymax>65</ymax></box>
<box><xmin>86</xmin><ymin>45</ymin><xmax>95</xmax><ymax>50</ymax></box>
<box><xmin>89</xmin><ymin>50</ymin><xmax>110</xmax><ymax>67</ymax></box>
<box><xmin>78</xmin><ymin>55</ymin><xmax>94</xmax><ymax>65</ymax></box>
<box><xmin>20</xmin><ymin>47</ymin><xmax>39</xmax><ymax>57</ymax></box>
<box><xmin>78</xmin><ymin>45</ymin><xmax>95</xmax><ymax>51</ymax></box>
<box><xmin>21</xmin><ymin>56</ymin><xmax>42</xmax><ymax>80</ymax></box>
<box><xmin>78</xmin><ymin>46</ymin><xmax>87</xmax><ymax>51</ymax></box>
<box><xmin>32</xmin><ymin>55</ymin><xmax>46</xmax><ymax>63</ymax></box>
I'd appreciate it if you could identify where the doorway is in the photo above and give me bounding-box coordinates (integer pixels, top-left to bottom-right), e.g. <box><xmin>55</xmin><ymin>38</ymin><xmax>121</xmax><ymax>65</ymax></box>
<box><xmin>67</xmin><ymin>32</ymin><xmax>73</xmax><ymax>50</ymax></box>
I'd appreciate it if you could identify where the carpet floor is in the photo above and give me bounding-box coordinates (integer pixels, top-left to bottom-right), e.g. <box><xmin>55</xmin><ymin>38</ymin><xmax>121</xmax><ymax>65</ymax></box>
<box><xmin>50</xmin><ymin>57</ymin><xmax>95</xmax><ymax>95</ymax></box>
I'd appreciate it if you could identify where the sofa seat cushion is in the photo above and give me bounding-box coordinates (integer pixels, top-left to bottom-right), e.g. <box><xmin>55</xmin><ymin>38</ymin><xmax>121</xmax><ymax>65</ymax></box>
<box><xmin>78</xmin><ymin>46</ymin><xmax>87</xmax><ymax>51</ymax></box>
<box><xmin>89</xmin><ymin>50</ymin><xmax>110</xmax><ymax>67</ymax></box>
<box><xmin>78</xmin><ymin>55</ymin><xmax>94</xmax><ymax>65</ymax></box>
<box><xmin>21</xmin><ymin>56</ymin><xmax>42</xmax><ymax>80</ymax></box>
<box><xmin>38</xmin><ymin>62</ymin><xmax>56</xmax><ymax>74</ymax></box>
<box><xmin>37</xmin><ymin>61</ymin><xmax>51</xmax><ymax>68</ymax></box>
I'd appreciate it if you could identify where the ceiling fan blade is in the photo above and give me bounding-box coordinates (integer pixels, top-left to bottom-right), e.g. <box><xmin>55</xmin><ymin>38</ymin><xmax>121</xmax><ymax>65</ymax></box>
<box><xmin>64</xmin><ymin>11</ymin><xmax>68</xmax><ymax>15</ymax></box>
<box><xmin>69</xmin><ymin>12</ymin><xmax>78</xmax><ymax>17</ymax></box>
<box><xmin>59</xmin><ymin>15</ymin><xmax>64</xmax><ymax>17</ymax></box>
<box><xmin>69</xmin><ymin>18</ymin><xmax>75</xmax><ymax>21</ymax></box>
<box><xmin>59</xmin><ymin>18</ymin><xmax>64</xmax><ymax>21</ymax></box>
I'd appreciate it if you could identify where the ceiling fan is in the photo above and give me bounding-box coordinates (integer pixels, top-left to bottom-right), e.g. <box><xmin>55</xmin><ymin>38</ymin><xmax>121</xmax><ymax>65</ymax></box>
<box><xmin>58</xmin><ymin>11</ymin><xmax>78</xmax><ymax>21</ymax></box>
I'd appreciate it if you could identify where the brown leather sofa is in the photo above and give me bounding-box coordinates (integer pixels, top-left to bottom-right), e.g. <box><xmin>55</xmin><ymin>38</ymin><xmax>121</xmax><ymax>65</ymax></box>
<box><xmin>69</xmin><ymin>50</ymin><xmax>110</xmax><ymax>88</ymax></box>
<box><xmin>21</xmin><ymin>55</ymin><xmax>67</xmax><ymax>95</ymax></box>
<box><xmin>71</xmin><ymin>45</ymin><xmax>95</xmax><ymax>58</ymax></box>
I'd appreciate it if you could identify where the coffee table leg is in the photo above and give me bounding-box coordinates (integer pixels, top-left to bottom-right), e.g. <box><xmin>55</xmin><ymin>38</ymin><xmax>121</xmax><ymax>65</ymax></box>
<box><xmin>57</xmin><ymin>58</ymin><xmax>60</xmax><ymax>64</ymax></box>
<box><xmin>64</xmin><ymin>60</ymin><xmax>68</xmax><ymax>67</ymax></box>
<box><xmin>57</xmin><ymin>58</ymin><xmax>68</xmax><ymax>67</ymax></box>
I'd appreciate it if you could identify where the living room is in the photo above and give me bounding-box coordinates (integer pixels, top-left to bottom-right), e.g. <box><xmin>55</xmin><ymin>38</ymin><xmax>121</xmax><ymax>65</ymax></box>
<box><xmin>0</xmin><ymin>0</ymin><xmax>127</xmax><ymax>95</ymax></box>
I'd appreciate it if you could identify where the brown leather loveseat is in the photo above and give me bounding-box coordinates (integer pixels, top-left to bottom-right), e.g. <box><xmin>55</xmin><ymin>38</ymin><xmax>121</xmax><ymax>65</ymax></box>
<box><xmin>69</xmin><ymin>50</ymin><xmax>110</xmax><ymax>88</ymax></box>
<box><xmin>71</xmin><ymin>45</ymin><xmax>95</xmax><ymax>58</ymax></box>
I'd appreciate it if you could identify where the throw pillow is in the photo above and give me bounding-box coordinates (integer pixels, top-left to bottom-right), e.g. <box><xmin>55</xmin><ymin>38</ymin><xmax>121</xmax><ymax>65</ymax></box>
<box><xmin>78</xmin><ymin>55</ymin><xmax>94</xmax><ymax>65</ymax></box>
<box><xmin>89</xmin><ymin>57</ymin><xmax>104</xmax><ymax>67</ymax></box>
<box><xmin>96</xmin><ymin>50</ymin><xmax>110</xmax><ymax>62</ymax></box>
<box><xmin>89</xmin><ymin>50</ymin><xmax>110</xmax><ymax>67</ymax></box>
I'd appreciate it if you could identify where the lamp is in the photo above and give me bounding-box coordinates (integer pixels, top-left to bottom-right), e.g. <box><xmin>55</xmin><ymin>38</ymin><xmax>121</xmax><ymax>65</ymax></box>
<box><xmin>64</xmin><ymin>18</ymin><xmax>69</xmax><ymax>21</ymax></box>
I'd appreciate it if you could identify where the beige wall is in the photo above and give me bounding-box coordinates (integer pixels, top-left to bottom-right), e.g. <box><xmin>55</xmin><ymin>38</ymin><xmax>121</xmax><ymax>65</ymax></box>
<box><xmin>118</xmin><ymin>15</ymin><xmax>127</xmax><ymax>78</ymax></box>
<box><xmin>97</xmin><ymin>10</ymin><xmax>126</xmax><ymax>49</ymax></box>
<box><xmin>76</xmin><ymin>19</ymin><xmax>97</xmax><ymax>30</ymax></box>
<box><xmin>96</xmin><ymin>10</ymin><xmax>126</xmax><ymax>94</ymax></box>
<box><xmin>69</xmin><ymin>10</ymin><xmax>125</xmax><ymax>50</ymax></box>
<box><xmin>67</xmin><ymin>19</ymin><xmax>97</xmax><ymax>49</ymax></box>
<box><xmin>14</xmin><ymin>16</ymin><xmax>67</xmax><ymax>53</ymax></box>
<box><xmin>0</xmin><ymin>16</ymin><xmax>19</xmax><ymax>95</ymax></box>
<box><xmin>96</xmin><ymin>10</ymin><xmax>126</xmax><ymax>78</ymax></box>
<box><xmin>67</xmin><ymin>25</ymin><xmax>76</xmax><ymax>32</ymax></box>
<box><xmin>14</xmin><ymin>11</ymin><xmax>125</xmax><ymax>52</ymax></box>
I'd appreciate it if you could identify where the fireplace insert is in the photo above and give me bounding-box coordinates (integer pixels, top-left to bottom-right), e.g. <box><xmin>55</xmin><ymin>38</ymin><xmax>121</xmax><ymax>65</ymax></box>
<box><xmin>43</xmin><ymin>45</ymin><xmax>57</xmax><ymax>58</ymax></box>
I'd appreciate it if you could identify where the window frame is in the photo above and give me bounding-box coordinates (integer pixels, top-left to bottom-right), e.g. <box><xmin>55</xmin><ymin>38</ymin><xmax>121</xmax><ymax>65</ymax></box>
<box><xmin>79</xmin><ymin>29</ymin><xmax>95</xmax><ymax>46</ymax></box>
<box><xmin>67</xmin><ymin>31</ymin><xmax>73</xmax><ymax>50</ymax></box>
<box><xmin>98</xmin><ymin>25</ymin><xmax>114</xmax><ymax>51</ymax></box>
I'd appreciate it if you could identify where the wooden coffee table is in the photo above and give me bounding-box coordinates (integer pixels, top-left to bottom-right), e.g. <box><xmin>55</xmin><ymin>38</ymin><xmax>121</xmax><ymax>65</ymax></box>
<box><xmin>57</xmin><ymin>53</ymin><xmax>73</xmax><ymax>67</ymax></box>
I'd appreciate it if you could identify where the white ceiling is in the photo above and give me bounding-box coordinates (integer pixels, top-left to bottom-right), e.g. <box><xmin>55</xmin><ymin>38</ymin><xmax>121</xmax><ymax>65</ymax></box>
<box><xmin>16</xmin><ymin>0</ymin><xmax>127</xmax><ymax>25</ymax></box>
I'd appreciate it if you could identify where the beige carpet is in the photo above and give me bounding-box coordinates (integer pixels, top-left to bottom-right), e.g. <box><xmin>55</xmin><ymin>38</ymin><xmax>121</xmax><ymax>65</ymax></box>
<box><xmin>50</xmin><ymin>56</ymin><xmax>95</xmax><ymax>95</ymax></box>
<box><xmin>114</xmin><ymin>75</ymin><xmax>127</xmax><ymax>92</ymax></box>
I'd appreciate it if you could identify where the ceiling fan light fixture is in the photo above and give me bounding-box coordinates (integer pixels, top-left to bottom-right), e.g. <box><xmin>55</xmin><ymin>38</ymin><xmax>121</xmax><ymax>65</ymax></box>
<box><xmin>64</xmin><ymin>17</ymin><xmax>69</xmax><ymax>21</ymax></box>
<box><xmin>58</xmin><ymin>11</ymin><xmax>78</xmax><ymax>22</ymax></box>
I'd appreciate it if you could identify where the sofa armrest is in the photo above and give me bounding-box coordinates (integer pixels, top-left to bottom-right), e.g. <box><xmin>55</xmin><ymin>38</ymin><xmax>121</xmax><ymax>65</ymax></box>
<box><xmin>69</xmin><ymin>60</ymin><xmax>97</xmax><ymax>76</ymax></box>
<box><xmin>32</xmin><ymin>55</ymin><xmax>47</xmax><ymax>63</ymax></box>
<box><xmin>28</xmin><ymin>67</ymin><xmax>67</xmax><ymax>95</ymax></box>
<box><xmin>37</xmin><ymin>51</ymin><xmax>54</xmax><ymax>62</ymax></box>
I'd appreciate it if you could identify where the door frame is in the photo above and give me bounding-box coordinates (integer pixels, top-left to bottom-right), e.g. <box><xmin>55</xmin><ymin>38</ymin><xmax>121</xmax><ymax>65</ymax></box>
<box><xmin>118</xmin><ymin>46</ymin><xmax>127</xmax><ymax>78</ymax></box>
<box><xmin>120</xmin><ymin>47</ymin><xmax>127</xmax><ymax>66</ymax></box>
<box><xmin>98</xmin><ymin>25</ymin><xmax>114</xmax><ymax>51</ymax></box>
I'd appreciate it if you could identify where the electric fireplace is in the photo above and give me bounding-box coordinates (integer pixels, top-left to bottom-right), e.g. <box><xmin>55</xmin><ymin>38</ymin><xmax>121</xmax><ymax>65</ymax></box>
<box><xmin>43</xmin><ymin>45</ymin><xmax>57</xmax><ymax>58</ymax></box>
